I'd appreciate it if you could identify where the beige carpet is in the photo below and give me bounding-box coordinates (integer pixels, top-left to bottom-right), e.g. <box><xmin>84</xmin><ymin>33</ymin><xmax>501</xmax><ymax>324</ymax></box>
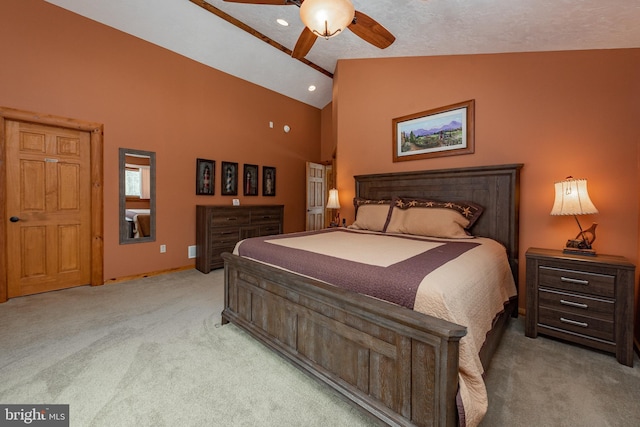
<box><xmin>1</xmin><ymin>268</ymin><xmax>639</xmax><ymax>426</ymax></box>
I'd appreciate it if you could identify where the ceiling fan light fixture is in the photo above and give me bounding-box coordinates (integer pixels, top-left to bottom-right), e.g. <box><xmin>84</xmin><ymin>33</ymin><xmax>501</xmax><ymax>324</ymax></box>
<box><xmin>299</xmin><ymin>0</ymin><xmax>355</xmax><ymax>39</ymax></box>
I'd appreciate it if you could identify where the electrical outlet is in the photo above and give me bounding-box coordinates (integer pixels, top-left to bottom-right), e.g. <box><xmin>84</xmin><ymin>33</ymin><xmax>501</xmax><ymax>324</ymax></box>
<box><xmin>160</xmin><ymin>244</ymin><xmax>166</xmax><ymax>253</ymax></box>
<box><xmin>188</xmin><ymin>245</ymin><xmax>196</xmax><ymax>259</ymax></box>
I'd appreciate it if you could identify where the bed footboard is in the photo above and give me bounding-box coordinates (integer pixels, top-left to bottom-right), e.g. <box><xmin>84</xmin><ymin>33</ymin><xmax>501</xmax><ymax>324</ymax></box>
<box><xmin>222</xmin><ymin>252</ymin><xmax>466</xmax><ymax>427</ymax></box>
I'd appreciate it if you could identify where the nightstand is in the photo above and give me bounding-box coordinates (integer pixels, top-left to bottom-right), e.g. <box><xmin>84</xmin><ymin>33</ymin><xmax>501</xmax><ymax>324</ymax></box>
<box><xmin>525</xmin><ymin>247</ymin><xmax>635</xmax><ymax>366</ymax></box>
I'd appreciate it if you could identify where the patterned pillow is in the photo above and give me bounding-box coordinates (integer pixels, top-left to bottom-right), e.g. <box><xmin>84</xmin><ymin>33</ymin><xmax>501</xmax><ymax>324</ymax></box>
<box><xmin>385</xmin><ymin>196</ymin><xmax>484</xmax><ymax>238</ymax></box>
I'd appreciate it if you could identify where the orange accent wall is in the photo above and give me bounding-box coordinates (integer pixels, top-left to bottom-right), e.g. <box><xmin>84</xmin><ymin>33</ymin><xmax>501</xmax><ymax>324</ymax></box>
<box><xmin>1</xmin><ymin>0</ymin><xmax>321</xmax><ymax>280</ymax></box>
<box><xmin>333</xmin><ymin>50</ymin><xmax>640</xmax><ymax>318</ymax></box>
<box><xmin>320</xmin><ymin>103</ymin><xmax>335</xmax><ymax>161</ymax></box>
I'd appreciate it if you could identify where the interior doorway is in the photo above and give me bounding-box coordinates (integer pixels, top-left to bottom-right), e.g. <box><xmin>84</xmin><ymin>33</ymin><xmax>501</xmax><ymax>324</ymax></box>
<box><xmin>0</xmin><ymin>107</ymin><xmax>104</xmax><ymax>302</ymax></box>
<box><xmin>305</xmin><ymin>152</ymin><xmax>338</xmax><ymax>231</ymax></box>
<box><xmin>305</xmin><ymin>162</ymin><xmax>325</xmax><ymax>231</ymax></box>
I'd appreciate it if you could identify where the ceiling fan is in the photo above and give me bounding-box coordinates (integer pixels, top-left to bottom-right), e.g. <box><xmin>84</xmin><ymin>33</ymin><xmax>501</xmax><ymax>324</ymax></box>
<box><xmin>222</xmin><ymin>0</ymin><xmax>396</xmax><ymax>59</ymax></box>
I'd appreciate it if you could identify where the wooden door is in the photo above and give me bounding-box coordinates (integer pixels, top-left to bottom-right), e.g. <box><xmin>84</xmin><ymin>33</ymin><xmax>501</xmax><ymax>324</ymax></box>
<box><xmin>5</xmin><ymin>120</ymin><xmax>92</xmax><ymax>297</ymax></box>
<box><xmin>305</xmin><ymin>162</ymin><xmax>325</xmax><ymax>231</ymax></box>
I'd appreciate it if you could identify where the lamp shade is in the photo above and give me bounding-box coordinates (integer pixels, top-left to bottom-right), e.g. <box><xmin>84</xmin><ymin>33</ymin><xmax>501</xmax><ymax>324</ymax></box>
<box><xmin>300</xmin><ymin>0</ymin><xmax>355</xmax><ymax>39</ymax></box>
<box><xmin>326</xmin><ymin>188</ymin><xmax>340</xmax><ymax>209</ymax></box>
<box><xmin>550</xmin><ymin>177</ymin><xmax>598</xmax><ymax>216</ymax></box>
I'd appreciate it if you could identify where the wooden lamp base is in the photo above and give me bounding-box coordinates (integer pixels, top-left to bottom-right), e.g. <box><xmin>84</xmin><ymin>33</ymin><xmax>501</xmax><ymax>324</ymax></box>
<box><xmin>562</xmin><ymin>247</ymin><xmax>596</xmax><ymax>256</ymax></box>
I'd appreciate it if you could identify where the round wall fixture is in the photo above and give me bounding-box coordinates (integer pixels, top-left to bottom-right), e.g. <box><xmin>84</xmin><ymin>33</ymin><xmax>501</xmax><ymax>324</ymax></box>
<box><xmin>283</xmin><ymin>125</ymin><xmax>291</xmax><ymax>133</ymax></box>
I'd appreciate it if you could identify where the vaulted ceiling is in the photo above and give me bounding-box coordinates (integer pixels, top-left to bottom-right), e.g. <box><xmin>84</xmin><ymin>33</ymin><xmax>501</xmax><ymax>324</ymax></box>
<box><xmin>44</xmin><ymin>0</ymin><xmax>640</xmax><ymax>109</ymax></box>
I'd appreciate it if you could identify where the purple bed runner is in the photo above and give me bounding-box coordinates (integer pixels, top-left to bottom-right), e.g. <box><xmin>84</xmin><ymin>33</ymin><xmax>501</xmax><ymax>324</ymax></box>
<box><xmin>237</xmin><ymin>229</ymin><xmax>479</xmax><ymax>309</ymax></box>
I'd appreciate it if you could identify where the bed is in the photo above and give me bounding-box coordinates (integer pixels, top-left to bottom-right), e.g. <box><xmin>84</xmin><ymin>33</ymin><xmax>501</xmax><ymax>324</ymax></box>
<box><xmin>125</xmin><ymin>209</ymin><xmax>151</xmax><ymax>238</ymax></box>
<box><xmin>221</xmin><ymin>163</ymin><xmax>522</xmax><ymax>427</ymax></box>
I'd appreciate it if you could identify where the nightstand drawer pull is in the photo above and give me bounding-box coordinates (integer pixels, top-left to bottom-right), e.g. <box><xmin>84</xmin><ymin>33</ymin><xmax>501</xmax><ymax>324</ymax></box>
<box><xmin>560</xmin><ymin>276</ymin><xmax>589</xmax><ymax>285</ymax></box>
<box><xmin>560</xmin><ymin>299</ymin><xmax>588</xmax><ymax>309</ymax></box>
<box><xmin>560</xmin><ymin>317</ymin><xmax>588</xmax><ymax>328</ymax></box>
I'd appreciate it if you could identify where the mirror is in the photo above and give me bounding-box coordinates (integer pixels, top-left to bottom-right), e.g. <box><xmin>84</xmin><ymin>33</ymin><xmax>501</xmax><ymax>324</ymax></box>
<box><xmin>119</xmin><ymin>148</ymin><xmax>156</xmax><ymax>244</ymax></box>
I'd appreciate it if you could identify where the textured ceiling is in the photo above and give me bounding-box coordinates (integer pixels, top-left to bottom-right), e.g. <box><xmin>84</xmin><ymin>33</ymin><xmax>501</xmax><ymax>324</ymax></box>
<box><xmin>44</xmin><ymin>0</ymin><xmax>640</xmax><ymax>109</ymax></box>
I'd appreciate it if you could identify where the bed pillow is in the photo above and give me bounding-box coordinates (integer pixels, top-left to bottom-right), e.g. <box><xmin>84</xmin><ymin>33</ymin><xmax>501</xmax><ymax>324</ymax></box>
<box><xmin>386</xmin><ymin>196</ymin><xmax>484</xmax><ymax>238</ymax></box>
<box><xmin>348</xmin><ymin>198</ymin><xmax>393</xmax><ymax>232</ymax></box>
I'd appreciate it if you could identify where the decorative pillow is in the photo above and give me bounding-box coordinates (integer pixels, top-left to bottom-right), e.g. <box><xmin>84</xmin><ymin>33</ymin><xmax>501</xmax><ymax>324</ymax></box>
<box><xmin>386</xmin><ymin>196</ymin><xmax>484</xmax><ymax>238</ymax></box>
<box><xmin>348</xmin><ymin>198</ymin><xmax>393</xmax><ymax>232</ymax></box>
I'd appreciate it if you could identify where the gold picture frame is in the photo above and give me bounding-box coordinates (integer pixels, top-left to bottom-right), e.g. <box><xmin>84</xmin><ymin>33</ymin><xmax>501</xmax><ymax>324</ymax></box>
<box><xmin>392</xmin><ymin>100</ymin><xmax>475</xmax><ymax>162</ymax></box>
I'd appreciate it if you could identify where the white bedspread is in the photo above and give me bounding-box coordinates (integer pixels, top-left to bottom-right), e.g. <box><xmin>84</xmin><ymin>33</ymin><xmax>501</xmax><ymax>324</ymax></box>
<box><xmin>411</xmin><ymin>235</ymin><xmax>516</xmax><ymax>426</ymax></box>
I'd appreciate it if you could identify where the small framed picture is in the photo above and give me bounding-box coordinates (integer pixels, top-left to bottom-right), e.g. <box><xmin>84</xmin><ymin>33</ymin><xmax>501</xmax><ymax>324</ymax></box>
<box><xmin>196</xmin><ymin>158</ymin><xmax>215</xmax><ymax>195</ymax></box>
<box><xmin>243</xmin><ymin>164</ymin><xmax>259</xmax><ymax>196</ymax></box>
<box><xmin>262</xmin><ymin>166</ymin><xmax>276</xmax><ymax>196</ymax></box>
<box><xmin>221</xmin><ymin>161</ymin><xmax>238</xmax><ymax>196</ymax></box>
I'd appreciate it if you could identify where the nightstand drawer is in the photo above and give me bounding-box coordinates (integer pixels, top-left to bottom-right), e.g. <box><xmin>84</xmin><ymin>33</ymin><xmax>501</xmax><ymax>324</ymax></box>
<box><xmin>538</xmin><ymin>265</ymin><xmax>614</xmax><ymax>298</ymax></box>
<box><xmin>539</xmin><ymin>288</ymin><xmax>614</xmax><ymax>320</ymax></box>
<box><xmin>539</xmin><ymin>306</ymin><xmax>614</xmax><ymax>342</ymax></box>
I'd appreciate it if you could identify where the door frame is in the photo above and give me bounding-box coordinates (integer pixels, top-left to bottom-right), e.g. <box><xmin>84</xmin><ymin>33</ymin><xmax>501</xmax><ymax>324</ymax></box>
<box><xmin>305</xmin><ymin>161</ymin><xmax>325</xmax><ymax>231</ymax></box>
<box><xmin>0</xmin><ymin>107</ymin><xmax>104</xmax><ymax>302</ymax></box>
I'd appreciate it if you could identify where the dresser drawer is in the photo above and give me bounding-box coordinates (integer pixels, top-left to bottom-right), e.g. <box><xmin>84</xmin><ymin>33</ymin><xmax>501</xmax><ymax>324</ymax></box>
<box><xmin>209</xmin><ymin>246</ymin><xmax>236</xmax><ymax>269</ymax></box>
<box><xmin>259</xmin><ymin>224</ymin><xmax>281</xmax><ymax>236</ymax></box>
<box><xmin>211</xmin><ymin>210</ymin><xmax>251</xmax><ymax>227</ymax></box>
<box><xmin>251</xmin><ymin>207</ymin><xmax>282</xmax><ymax>225</ymax></box>
<box><xmin>539</xmin><ymin>288</ymin><xmax>614</xmax><ymax>321</ymax></box>
<box><xmin>538</xmin><ymin>306</ymin><xmax>614</xmax><ymax>342</ymax></box>
<box><xmin>197</xmin><ymin>205</ymin><xmax>284</xmax><ymax>274</ymax></box>
<box><xmin>209</xmin><ymin>227</ymin><xmax>240</xmax><ymax>246</ymax></box>
<box><xmin>210</xmin><ymin>245</ymin><xmax>236</xmax><ymax>260</ymax></box>
<box><xmin>538</xmin><ymin>265</ymin><xmax>614</xmax><ymax>298</ymax></box>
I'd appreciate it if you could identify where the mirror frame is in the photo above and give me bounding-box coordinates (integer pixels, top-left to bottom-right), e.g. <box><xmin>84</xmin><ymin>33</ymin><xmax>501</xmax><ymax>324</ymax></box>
<box><xmin>119</xmin><ymin>148</ymin><xmax>156</xmax><ymax>244</ymax></box>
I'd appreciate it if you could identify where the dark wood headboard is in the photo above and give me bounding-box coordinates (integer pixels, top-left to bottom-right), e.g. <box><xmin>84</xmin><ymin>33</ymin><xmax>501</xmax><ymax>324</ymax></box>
<box><xmin>354</xmin><ymin>163</ymin><xmax>523</xmax><ymax>288</ymax></box>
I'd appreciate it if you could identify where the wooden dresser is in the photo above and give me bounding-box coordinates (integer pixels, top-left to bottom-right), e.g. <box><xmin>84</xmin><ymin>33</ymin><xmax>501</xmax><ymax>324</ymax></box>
<box><xmin>525</xmin><ymin>247</ymin><xmax>635</xmax><ymax>366</ymax></box>
<box><xmin>196</xmin><ymin>205</ymin><xmax>283</xmax><ymax>273</ymax></box>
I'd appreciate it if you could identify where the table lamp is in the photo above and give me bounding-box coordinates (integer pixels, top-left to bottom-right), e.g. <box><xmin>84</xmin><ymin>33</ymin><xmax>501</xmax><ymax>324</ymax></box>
<box><xmin>326</xmin><ymin>188</ymin><xmax>341</xmax><ymax>226</ymax></box>
<box><xmin>550</xmin><ymin>176</ymin><xmax>598</xmax><ymax>256</ymax></box>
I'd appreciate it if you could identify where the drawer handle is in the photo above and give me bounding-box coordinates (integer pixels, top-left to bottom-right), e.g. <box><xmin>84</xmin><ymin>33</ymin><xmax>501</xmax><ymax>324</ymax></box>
<box><xmin>560</xmin><ymin>317</ymin><xmax>588</xmax><ymax>328</ymax></box>
<box><xmin>560</xmin><ymin>276</ymin><xmax>589</xmax><ymax>285</ymax></box>
<box><xmin>560</xmin><ymin>299</ymin><xmax>588</xmax><ymax>309</ymax></box>
<box><xmin>262</xmin><ymin>216</ymin><xmax>272</xmax><ymax>219</ymax></box>
<box><xmin>226</xmin><ymin>217</ymin><xmax>237</xmax><ymax>221</ymax></box>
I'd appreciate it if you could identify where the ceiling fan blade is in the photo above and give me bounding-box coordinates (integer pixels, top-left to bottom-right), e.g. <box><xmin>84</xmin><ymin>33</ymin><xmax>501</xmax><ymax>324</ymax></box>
<box><xmin>292</xmin><ymin>27</ymin><xmax>317</xmax><ymax>59</ymax></box>
<box><xmin>222</xmin><ymin>0</ymin><xmax>291</xmax><ymax>4</ymax></box>
<box><xmin>348</xmin><ymin>10</ymin><xmax>396</xmax><ymax>49</ymax></box>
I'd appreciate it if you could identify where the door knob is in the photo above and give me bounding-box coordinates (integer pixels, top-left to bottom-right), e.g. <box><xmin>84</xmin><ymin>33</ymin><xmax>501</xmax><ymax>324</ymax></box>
<box><xmin>9</xmin><ymin>216</ymin><xmax>20</xmax><ymax>222</ymax></box>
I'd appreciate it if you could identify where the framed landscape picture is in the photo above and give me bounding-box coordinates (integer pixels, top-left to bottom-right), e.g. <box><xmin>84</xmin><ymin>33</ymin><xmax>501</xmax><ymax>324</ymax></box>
<box><xmin>243</xmin><ymin>164</ymin><xmax>258</xmax><ymax>196</ymax></box>
<box><xmin>195</xmin><ymin>158</ymin><xmax>215</xmax><ymax>195</ymax></box>
<box><xmin>221</xmin><ymin>161</ymin><xmax>238</xmax><ymax>196</ymax></box>
<box><xmin>262</xmin><ymin>166</ymin><xmax>276</xmax><ymax>196</ymax></box>
<box><xmin>392</xmin><ymin>99</ymin><xmax>475</xmax><ymax>162</ymax></box>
